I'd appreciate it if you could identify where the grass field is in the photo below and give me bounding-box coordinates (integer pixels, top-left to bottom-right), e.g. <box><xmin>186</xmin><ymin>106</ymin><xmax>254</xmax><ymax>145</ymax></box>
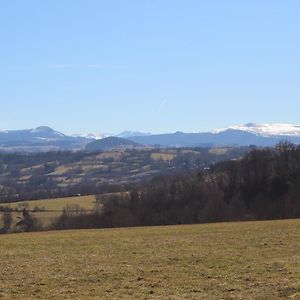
<box><xmin>0</xmin><ymin>219</ymin><xmax>299</xmax><ymax>299</ymax></box>
<box><xmin>0</xmin><ymin>195</ymin><xmax>97</xmax><ymax>227</ymax></box>
<box><xmin>3</xmin><ymin>195</ymin><xmax>97</xmax><ymax>211</ymax></box>
<box><xmin>150</xmin><ymin>152</ymin><xmax>176</xmax><ymax>161</ymax></box>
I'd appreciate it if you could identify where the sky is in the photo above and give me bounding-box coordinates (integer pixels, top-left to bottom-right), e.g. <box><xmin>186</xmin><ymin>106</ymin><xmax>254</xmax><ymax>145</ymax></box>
<box><xmin>0</xmin><ymin>1</ymin><xmax>300</xmax><ymax>135</ymax></box>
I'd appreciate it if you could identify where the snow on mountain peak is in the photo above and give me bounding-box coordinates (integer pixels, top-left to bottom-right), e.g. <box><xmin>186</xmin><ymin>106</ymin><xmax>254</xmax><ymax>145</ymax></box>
<box><xmin>117</xmin><ymin>131</ymin><xmax>152</xmax><ymax>138</ymax></box>
<box><xmin>31</xmin><ymin>126</ymin><xmax>65</xmax><ymax>137</ymax></box>
<box><xmin>72</xmin><ymin>132</ymin><xmax>112</xmax><ymax>140</ymax></box>
<box><xmin>213</xmin><ymin>123</ymin><xmax>300</xmax><ymax>137</ymax></box>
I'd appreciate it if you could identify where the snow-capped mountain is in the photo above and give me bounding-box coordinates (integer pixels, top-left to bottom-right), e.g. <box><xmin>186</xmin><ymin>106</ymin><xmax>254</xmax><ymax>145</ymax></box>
<box><xmin>2</xmin><ymin>123</ymin><xmax>300</xmax><ymax>152</ymax></box>
<box><xmin>0</xmin><ymin>126</ymin><xmax>87</xmax><ymax>152</ymax></box>
<box><xmin>72</xmin><ymin>132</ymin><xmax>112</xmax><ymax>140</ymax></box>
<box><xmin>30</xmin><ymin>126</ymin><xmax>66</xmax><ymax>138</ymax></box>
<box><xmin>213</xmin><ymin>123</ymin><xmax>300</xmax><ymax>137</ymax></box>
<box><xmin>72</xmin><ymin>130</ymin><xmax>151</xmax><ymax>140</ymax></box>
<box><xmin>116</xmin><ymin>130</ymin><xmax>152</xmax><ymax>138</ymax></box>
<box><xmin>127</xmin><ymin>123</ymin><xmax>300</xmax><ymax>147</ymax></box>
<box><xmin>0</xmin><ymin>126</ymin><xmax>67</xmax><ymax>141</ymax></box>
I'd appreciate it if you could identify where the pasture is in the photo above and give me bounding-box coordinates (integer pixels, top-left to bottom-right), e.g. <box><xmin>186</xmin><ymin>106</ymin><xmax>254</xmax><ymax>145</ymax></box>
<box><xmin>0</xmin><ymin>219</ymin><xmax>299</xmax><ymax>299</ymax></box>
<box><xmin>3</xmin><ymin>195</ymin><xmax>97</xmax><ymax>211</ymax></box>
<box><xmin>0</xmin><ymin>195</ymin><xmax>97</xmax><ymax>227</ymax></box>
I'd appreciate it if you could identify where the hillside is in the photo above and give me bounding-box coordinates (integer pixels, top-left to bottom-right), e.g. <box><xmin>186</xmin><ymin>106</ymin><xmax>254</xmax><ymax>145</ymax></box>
<box><xmin>0</xmin><ymin>147</ymin><xmax>247</xmax><ymax>203</ymax></box>
<box><xmin>0</xmin><ymin>219</ymin><xmax>299</xmax><ymax>299</ymax></box>
<box><xmin>128</xmin><ymin>128</ymin><xmax>300</xmax><ymax>147</ymax></box>
<box><xmin>41</xmin><ymin>142</ymin><xmax>300</xmax><ymax>231</ymax></box>
<box><xmin>85</xmin><ymin>136</ymin><xmax>141</xmax><ymax>151</ymax></box>
<box><xmin>0</xmin><ymin>126</ymin><xmax>88</xmax><ymax>152</ymax></box>
<box><xmin>0</xmin><ymin>194</ymin><xmax>115</xmax><ymax>228</ymax></box>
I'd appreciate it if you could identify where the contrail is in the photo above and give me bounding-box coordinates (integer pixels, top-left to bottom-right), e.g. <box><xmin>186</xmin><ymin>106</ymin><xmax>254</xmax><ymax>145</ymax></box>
<box><xmin>157</xmin><ymin>99</ymin><xmax>168</xmax><ymax>114</ymax></box>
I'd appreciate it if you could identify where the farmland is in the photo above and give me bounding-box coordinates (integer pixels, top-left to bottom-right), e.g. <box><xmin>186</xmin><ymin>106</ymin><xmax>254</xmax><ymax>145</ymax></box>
<box><xmin>0</xmin><ymin>147</ymin><xmax>248</xmax><ymax>203</ymax></box>
<box><xmin>0</xmin><ymin>195</ymin><xmax>97</xmax><ymax>227</ymax></box>
<box><xmin>2</xmin><ymin>195</ymin><xmax>97</xmax><ymax>211</ymax></box>
<box><xmin>0</xmin><ymin>219</ymin><xmax>299</xmax><ymax>299</ymax></box>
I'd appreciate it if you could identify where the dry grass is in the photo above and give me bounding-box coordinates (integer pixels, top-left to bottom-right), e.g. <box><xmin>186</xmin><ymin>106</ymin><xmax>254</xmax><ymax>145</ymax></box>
<box><xmin>0</xmin><ymin>219</ymin><xmax>299</xmax><ymax>299</ymax></box>
<box><xmin>2</xmin><ymin>195</ymin><xmax>96</xmax><ymax>211</ymax></box>
<box><xmin>151</xmin><ymin>153</ymin><xmax>176</xmax><ymax>161</ymax></box>
<box><xmin>96</xmin><ymin>151</ymin><xmax>125</xmax><ymax>161</ymax></box>
<box><xmin>49</xmin><ymin>165</ymin><xmax>74</xmax><ymax>175</ymax></box>
<box><xmin>209</xmin><ymin>148</ymin><xmax>229</xmax><ymax>155</ymax></box>
<box><xmin>0</xmin><ymin>195</ymin><xmax>97</xmax><ymax>227</ymax></box>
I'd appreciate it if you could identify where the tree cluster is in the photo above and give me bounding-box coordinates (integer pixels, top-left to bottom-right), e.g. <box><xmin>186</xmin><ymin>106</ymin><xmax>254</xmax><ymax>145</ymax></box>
<box><xmin>52</xmin><ymin>142</ymin><xmax>300</xmax><ymax>230</ymax></box>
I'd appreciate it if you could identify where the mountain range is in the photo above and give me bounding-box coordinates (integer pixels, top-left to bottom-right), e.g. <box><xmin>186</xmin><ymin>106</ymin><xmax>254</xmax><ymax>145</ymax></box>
<box><xmin>0</xmin><ymin>126</ymin><xmax>86</xmax><ymax>152</ymax></box>
<box><xmin>1</xmin><ymin>123</ymin><xmax>300</xmax><ymax>152</ymax></box>
<box><xmin>127</xmin><ymin>123</ymin><xmax>300</xmax><ymax>147</ymax></box>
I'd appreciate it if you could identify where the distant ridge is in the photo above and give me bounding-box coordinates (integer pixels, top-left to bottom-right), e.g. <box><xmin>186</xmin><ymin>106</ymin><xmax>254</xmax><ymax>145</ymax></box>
<box><xmin>116</xmin><ymin>131</ymin><xmax>151</xmax><ymax>138</ymax></box>
<box><xmin>127</xmin><ymin>123</ymin><xmax>300</xmax><ymax>147</ymax></box>
<box><xmin>72</xmin><ymin>132</ymin><xmax>111</xmax><ymax>140</ymax></box>
<box><xmin>1</xmin><ymin>123</ymin><xmax>300</xmax><ymax>152</ymax></box>
<box><xmin>85</xmin><ymin>136</ymin><xmax>141</xmax><ymax>151</ymax></box>
<box><xmin>213</xmin><ymin>123</ymin><xmax>300</xmax><ymax>137</ymax></box>
<box><xmin>0</xmin><ymin>126</ymin><xmax>86</xmax><ymax>152</ymax></box>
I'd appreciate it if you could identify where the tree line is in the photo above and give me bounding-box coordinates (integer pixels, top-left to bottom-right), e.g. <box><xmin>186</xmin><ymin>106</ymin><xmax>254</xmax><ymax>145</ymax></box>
<box><xmin>51</xmin><ymin>141</ymin><xmax>300</xmax><ymax>230</ymax></box>
<box><xmin>0</xmin><ymin>147</ymin><xmax>247</xmax><ymax>203</ymax></box>
<box><xmin>2</xmin><ymin>141</ymin><xmax>300</xmax><ymax>233</ymax></box>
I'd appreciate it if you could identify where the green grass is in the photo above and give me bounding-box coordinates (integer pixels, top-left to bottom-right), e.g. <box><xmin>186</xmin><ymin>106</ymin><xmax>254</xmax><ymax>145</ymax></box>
<box><xmin>0</xmin><ymin>219</ymin><xmax>299</xmax><ymax>299</ymax></box>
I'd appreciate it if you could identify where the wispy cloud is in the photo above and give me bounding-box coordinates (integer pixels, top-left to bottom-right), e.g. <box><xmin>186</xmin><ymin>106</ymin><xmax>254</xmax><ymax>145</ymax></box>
<box><xmin>46</xmin><ymin>64</ymin><xmax>72</xmax><ymax>69</ymax></box>
<box><xmin>46</xmin><ymin>64</ymin><xmax>126</xmax><ymax>69</ymax></box>
<box><xmin>157</xmin><ymin>99</ymin><xmax>168</xmax><ymax>115</ymax></box>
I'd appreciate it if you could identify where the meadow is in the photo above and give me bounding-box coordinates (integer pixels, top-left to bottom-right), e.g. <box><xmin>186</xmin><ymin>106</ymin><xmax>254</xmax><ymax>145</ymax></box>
<box><xmin>3</xmin><ymin>195</ymin><xmax>97</xmax><ymax>211</ymax></box>
<box><xmin>0</xmin><ymin>195</ymin><xmax>97</xmax><ymax>227</ymax></box>
<box><xmin>0</xmin><ymin>219</ymin><xmax>299</xmax><ymax>299</ymax></box>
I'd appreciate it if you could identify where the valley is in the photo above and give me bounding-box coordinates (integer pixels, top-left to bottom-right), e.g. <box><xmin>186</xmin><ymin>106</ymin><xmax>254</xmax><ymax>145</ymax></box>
<box><xmin>0</xmin><ymin>147</ymin><xmax>247</xmax><ymax>203</ymax></box>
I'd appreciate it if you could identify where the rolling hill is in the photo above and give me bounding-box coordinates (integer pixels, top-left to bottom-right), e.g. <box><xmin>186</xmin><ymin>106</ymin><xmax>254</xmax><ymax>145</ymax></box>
<box><xmin>0</xmin><ymin>126</ymin><xmax>87</xmax><ymax>152</ymax></box>
<box><xmin>85</xmin><ymin>136</ymin><xmax>142</xmax><ymax>151</ymax></box>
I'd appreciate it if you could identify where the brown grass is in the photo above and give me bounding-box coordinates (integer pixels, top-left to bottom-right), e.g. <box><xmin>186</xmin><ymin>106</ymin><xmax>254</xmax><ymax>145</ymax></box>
<box><xmin>0</xmin><ymin>219</ymin><xmax>299</xmax><ymax>299</ymax></box>
<box><xmin>151</xmin><ymin>153</ymin><xmax>176</xmax><ymax>161</ymax></box>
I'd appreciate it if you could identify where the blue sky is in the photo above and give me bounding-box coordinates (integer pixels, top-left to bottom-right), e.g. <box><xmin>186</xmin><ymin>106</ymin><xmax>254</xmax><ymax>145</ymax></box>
<box><xmin>0</xmin><ymin>1</ymin><xmax>300</xmax><ymax>134</ymax></box>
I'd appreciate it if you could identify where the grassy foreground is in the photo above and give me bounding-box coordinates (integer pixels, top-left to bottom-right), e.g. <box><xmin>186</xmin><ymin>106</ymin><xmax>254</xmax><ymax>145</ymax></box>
<box><xmin>0</xmin><ymin>220</ymin><xmax>299</xmax><ymax>299</ymax></box>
